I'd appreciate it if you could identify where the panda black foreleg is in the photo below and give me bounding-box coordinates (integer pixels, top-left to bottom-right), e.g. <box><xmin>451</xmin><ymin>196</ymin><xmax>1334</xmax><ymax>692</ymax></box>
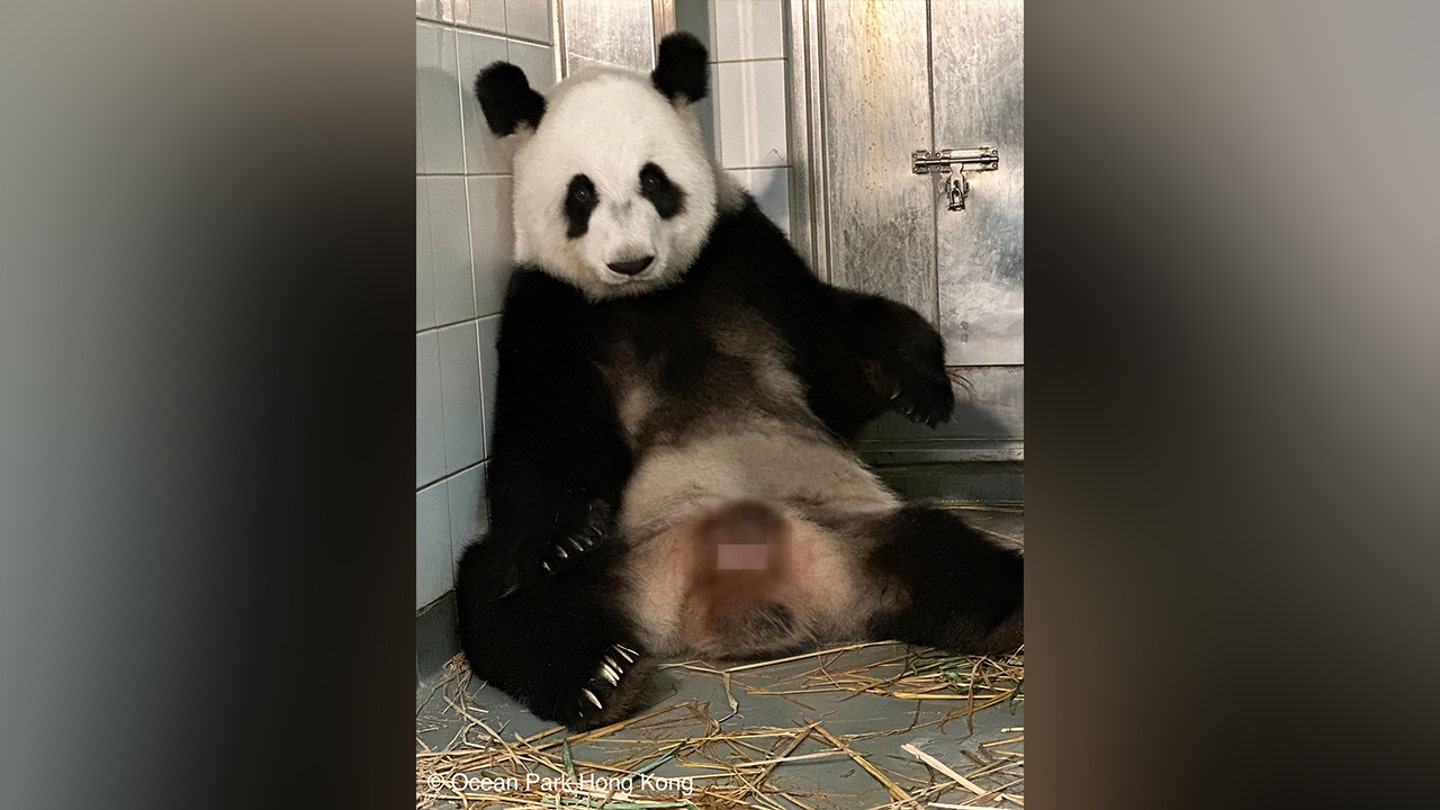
<box><xmin>863</xmin><ymin>505</ymin><xmax>1024</xmax><ymax>654</ymax></box>
<box><xmin>474</xmin><ymin>269</ymin><xmax>633</xmax><ymax>599</ymax></box>
<box><xmin>456</xmin><ymin>541</ymin><xmax>656</xmax><ymax>731</ymax></box>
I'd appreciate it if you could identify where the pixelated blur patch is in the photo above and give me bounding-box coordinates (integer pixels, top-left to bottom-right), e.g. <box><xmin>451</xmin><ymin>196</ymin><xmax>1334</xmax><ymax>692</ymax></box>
<box><xmin>717</xmin><ymin>543</ymin><xmax>769</xmax><ymax>570</ymax></box>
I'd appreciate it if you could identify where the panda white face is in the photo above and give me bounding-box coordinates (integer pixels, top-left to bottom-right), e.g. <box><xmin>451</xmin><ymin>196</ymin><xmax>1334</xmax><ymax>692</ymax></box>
<box><xmin>510</xmin><ymin>71</ymin><xmax>718</xmax><ymax>300</ymax></box>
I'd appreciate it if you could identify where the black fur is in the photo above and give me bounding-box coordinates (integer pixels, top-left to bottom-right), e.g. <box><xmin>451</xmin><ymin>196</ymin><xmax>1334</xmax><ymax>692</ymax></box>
<box><xmin>457</xmin><ymin>542</ymin><xmax>654</xmax><ymax>730</ymax></box>
<box><xmin>455</xmin><ymin>199</ymin><xmax>998</xmax><ymax>730</ymax></box>
<box><xmin>475</xmin><ymin>61</ymin><xmax>546</xmax><ymax>135</ymax></box>
<box><xmin>639</xmin><ymin>162</ymin><xmax>685</xmax><ymax>219</ymax></box>
<box><xmin>651</xmin><ymin>32</ymin><xmax>709</xmax><ymax>104</ymax></box>
<box><xmin>466</xmin><ymin>269</ymin><xmax>633</xmax><ymax>601</ymax></box>
<box><xmin>864</xmin><ymin>506</ymin><xmax>1024</xmax><ymax>653</ymax></box>
<box><xmin>564</xmin><ymin>174</ymin><xmax>599</xmax><ymax>238</ymax></box>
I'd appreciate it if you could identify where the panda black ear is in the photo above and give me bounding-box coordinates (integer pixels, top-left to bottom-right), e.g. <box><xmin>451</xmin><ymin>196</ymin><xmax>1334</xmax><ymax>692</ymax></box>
<box><xmin>651</xmin><ymin>32</ymin><xmax>709</xmax><ymax>104</ymax></box>
<box><xmin>475</xmin><ymin>61</ymin><xmax>546</xmax><ymax>136</ymax></box>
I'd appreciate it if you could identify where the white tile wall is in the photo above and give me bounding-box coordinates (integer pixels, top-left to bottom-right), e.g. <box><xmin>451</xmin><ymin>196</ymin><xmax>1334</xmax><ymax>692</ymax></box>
<box><xmin>427</xmin><ymin>178</ymin><xmax>477</xmax><ymax>326</ymax></box>
<box><xmin>416</xmin><ymin>483</ymin><xmax>452</xmax><ymax>609</ymax></box>
<box><xmin>715</xmin><ymin>60</ymin><xmax>789</xmax><ymax>169</ymax></box>
<box><xmin>416</xmin><ymin>178</ymin><xmax>435</xmax><ymax>329</ymax></box>
<box><xmin>417</xmin><ymin>23</ymin><xmax>464</xmax><ymax>175</ymax></box>
<box><xmin>677</xmin><ymin>0</ymin><xmax>793</xmax><ymax>233</ymax></box>
<box><xmin>506</xmin><ymin>0</ymin><xmax>553</xmax><ymax>44</ymax></box>
<box><xmin>416</xmin><ymin>333</ymin><xmax>446</xmax><ymax>488</ymax></box>
<box><xmin>438</xmin><ymin>322</ymin><xmax>487</xmax><ymax>468</ymax></box>
<box><xmin>477</xmin><ymin>314</ymin><xmax>502</xmax><ymax>450</ymax></box>
<box><xmin>711</xmin><ymin>0</ymin><xmax>785</xmax><ymax>61</ymax></box>
<box><xmin>457</xmin><ymin>30</ymin><xmax>511</xmax><ymax>175</ymax></box>
<box><xmin>507</xmin><ymin>40</ymin><xmax>557</xmax><ymax>91</ymax></box>
<box><xmin>467</xmin><ymin>176</ymin><xmax>514</xmax><ymax>318</ymax></box>
<box><xmin>447</xmin><ymin>462</ymin><xmax>488</xmax><ymax>568</ymax></box>
<box><xmin>465</xmin><ymin>0</ymin><xmax>507</xmax><ymax>35</ymax></box>
<box><xmin>728</xmin><ymin>167</ymin><xmax>790</xmax><ymax>234</ymax></box>
<box><xmin>418</xmin><ymin>11</ymin><xmax>554</xmax><ymax>611</ymax></box>
<box><xmin>416</xmin><ymin>78</ymin><xmax>427</xmax><ymax>172</ymax></box>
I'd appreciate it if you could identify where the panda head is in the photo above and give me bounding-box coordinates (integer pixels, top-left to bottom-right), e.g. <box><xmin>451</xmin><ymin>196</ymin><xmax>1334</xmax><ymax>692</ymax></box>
<box><xmin>476</xmin><ymin>33</ymin><xmax>724</xmax><ymax>300</ymax></box>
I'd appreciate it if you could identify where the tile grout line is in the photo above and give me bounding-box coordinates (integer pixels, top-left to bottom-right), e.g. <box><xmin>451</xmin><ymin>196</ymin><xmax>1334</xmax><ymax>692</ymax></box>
<box><xmin>417</xmin><ymin>16</ymin><xmax>554</xmax><ymax>49</ymax></box>
<box><xmin>709</xmin><ymin>56</ymin><xmax>787</xmax><ymax>65</ymax></box>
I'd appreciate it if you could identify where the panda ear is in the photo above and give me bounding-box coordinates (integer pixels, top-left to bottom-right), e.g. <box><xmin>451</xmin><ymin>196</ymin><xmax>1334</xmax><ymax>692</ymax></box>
<box><xmin>651</xmin><ymin>32</ymin><xmax>709</xmax><ymax>105</ymax></box>
<box><xmin>475</xmin><ymin>61</ymin><xmax>546</xmax><ymax>136</ymax></box>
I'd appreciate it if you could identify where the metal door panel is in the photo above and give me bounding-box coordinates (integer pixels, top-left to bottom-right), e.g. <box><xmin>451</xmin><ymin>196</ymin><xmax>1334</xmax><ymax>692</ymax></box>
<box><xmin>820</xmin><ymin>0</ymin><xmax>935</xmax><ymax>317</ymax></box>
<box><xmin>931</xmin><ymin>0</ymin><xmax>1025</xmax><ymax>365</ymax></box>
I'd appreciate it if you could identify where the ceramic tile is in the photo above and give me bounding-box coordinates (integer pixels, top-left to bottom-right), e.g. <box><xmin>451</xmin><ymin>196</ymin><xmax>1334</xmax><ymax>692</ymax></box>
<box><xmin>467</xmin><ymin>176</ymin><xmax>514</xmax><ymax>317</ymax></box>
<box><xmin>506</xmin><ymin>0</ymin><xmax>552</xmax><ymax>44</ymax></box>
<box><xmin>457</xmin><ymin>30</ymin><xmax>511</xmax><ymax>174</ymax></box>
<box><xmin>416</xmin><ymin>483</ymin><xmax>453</xmax><ymax>609</ymax></box>
<box><xmin>712</xmin><ymin>0</ymin><xmax>785</xmax><ymax>61</ymax></box>
<box><xmin>438</xmin><ymin>322</ymin><xmax>486</xmax><ymax>470</ymax></box>
<box><xmin>427</xmin><ymin>178</ymin><xmax>476</xmax><ymax>325</ymax></box>
<box><xmin>715</xmin><ymin>59</ymin><xmax>788</xmax><ymax>168</ymax></box>
<box><xmin>416</xmin><ymin>333</ymin><xmax>446</xmax><ymax>487</ymax></box>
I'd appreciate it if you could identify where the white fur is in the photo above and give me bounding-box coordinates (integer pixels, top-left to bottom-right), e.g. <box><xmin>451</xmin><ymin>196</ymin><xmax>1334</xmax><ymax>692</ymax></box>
<box><xmin>508</xmin><ymin>68</ymin><xmax>723</xmax><ymax>300</ymax></box>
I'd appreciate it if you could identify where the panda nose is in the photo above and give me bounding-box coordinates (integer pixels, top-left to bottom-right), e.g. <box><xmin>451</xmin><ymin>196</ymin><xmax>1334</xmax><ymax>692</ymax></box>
<box><xmin>607</xmin><ymin>256</ymin><xmax>654</xmax><ymax>276</ymax></box>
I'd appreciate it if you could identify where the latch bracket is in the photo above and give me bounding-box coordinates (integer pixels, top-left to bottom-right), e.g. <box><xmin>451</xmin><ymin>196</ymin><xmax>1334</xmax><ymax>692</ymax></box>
<box><xmin>912</xmin><ymin>147</ymin><xmax>999</xmax><ymax>211</ymax></box>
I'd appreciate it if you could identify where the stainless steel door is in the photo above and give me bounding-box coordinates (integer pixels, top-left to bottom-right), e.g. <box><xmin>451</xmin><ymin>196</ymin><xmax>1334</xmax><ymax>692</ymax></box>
<box><xmin>788</xmin><ymin>0</ymin><xmax>1024</xmax><ymax>461</ymax></box>
<box><xmin>932</xmin><ymin>0</ymin><xmax>1023</xmax><ymax>367</ymax></box>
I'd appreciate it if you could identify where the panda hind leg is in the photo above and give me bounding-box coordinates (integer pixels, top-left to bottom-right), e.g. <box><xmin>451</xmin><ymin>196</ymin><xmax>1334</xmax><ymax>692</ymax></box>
<box><xmin>456</xmin><ymin>541</ymin><xmax>656</xmax><ymax>731</ymax></box>
<box><xmin>862</xmin><ymin>505</ymin><xmax>1024</xmax><ymax>654</ymax></box>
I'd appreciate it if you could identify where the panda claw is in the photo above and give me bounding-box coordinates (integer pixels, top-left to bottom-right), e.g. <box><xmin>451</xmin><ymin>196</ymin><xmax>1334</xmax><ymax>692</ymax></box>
<box><xmin>570</xmin><ymin>537</ymin><xmax>585</xmax><ymax>552</ymax></box>
<box><xmin>542</xmin><ymin>561</ymin><xmax>552</xmax><ymax>573</ymax></box>
<box><xmin>556</xmin><ymin>547</ymin><xmax>569</xmax><ymax>560</ymax></box>
<box><xmin>581</xmin><ymin>687</ymin><xmax>603</xmax><ymax>709</ymax></box>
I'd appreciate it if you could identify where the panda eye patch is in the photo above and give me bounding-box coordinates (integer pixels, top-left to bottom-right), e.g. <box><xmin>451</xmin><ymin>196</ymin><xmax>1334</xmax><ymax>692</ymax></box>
<box><xmin>564</xmin><ymin>174</ymin><xmax>599</xmax><ymax>239</ymax></box>
<box><xmin>638</xmin><ymin>162</ymin><xmax>685</xmax><ymax>219</ymax></box>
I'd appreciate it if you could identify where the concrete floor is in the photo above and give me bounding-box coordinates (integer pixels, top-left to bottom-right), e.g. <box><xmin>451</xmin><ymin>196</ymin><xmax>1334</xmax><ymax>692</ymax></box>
<box><xmin>417</xmin><ymin>508</ymin><xmax>1023</xmax><ymax>809</ymax></box>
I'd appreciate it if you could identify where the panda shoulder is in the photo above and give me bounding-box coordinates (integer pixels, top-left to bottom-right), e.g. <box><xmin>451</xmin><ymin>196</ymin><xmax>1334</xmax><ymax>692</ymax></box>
<box><xmin>492</xmin><ymin>268</ymin><xmax>598</xmax><ymax>351</ymax></box>
<box><xmin>502</xmin><ymin>267</ymin><xmax>589</xmax><ymax>315</ymax></box>
<box><xmin>705</xmin><ymin>198</ymin><xmax>804</xmax><ymax>272</ymax></box>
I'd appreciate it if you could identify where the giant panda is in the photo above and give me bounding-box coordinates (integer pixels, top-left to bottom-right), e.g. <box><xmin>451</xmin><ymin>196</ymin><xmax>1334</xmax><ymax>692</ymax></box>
<box><xmin>455</xmin><ymin>32</ymin><xmax>1023</xmax><ymax>732</ymax></box>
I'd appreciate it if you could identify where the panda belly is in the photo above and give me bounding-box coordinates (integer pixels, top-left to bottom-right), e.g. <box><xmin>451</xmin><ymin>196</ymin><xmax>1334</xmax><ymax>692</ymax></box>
<box><xmin>616</xmin><ymin>429</ymin><xmax>899</xmax><ymax>659</ymax></box>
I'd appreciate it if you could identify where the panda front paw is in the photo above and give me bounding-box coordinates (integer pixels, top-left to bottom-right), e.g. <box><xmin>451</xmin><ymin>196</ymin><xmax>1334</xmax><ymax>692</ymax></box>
<box><xmin>861</xmin><ymin>357</ymin><xmax>956</xmax><ymax>428</ymax></box>
<box><xmin>890</xmin><ymin>363</ymin><xmax>955</xmax><ymax>428</ymax></box>
<box><xmin>563</xmin><ymin>642</ymin><xmax>655</xmax><ymax>732</ymax></box>
<box><xmin>536</xmin><ymin>499</ymin><xmax>611</xmax><ymax>578</ymax></box>
<box><xmin>850</xmin><ymin>297</ymin><xmax>955</xmax><ymax>428</ymax></box>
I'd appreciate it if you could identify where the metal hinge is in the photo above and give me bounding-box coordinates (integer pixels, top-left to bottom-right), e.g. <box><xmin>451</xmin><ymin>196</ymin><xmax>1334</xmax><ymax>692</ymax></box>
<box><xmin>912</xmin><ymin>147</ymin><xmax>1000</xmax><ymax>211</ymax></box>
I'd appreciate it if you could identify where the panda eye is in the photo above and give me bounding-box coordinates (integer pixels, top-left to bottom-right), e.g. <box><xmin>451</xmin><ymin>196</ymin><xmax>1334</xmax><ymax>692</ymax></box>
<box><xmin>564</xmin><ymin>174</ymin><xmax>599</xmax><ymax>238</ymax></box>
<box><xmin>638</xmin><ymin>162</ymin><xmax>684</xmax><ymax>219</ymax></box>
